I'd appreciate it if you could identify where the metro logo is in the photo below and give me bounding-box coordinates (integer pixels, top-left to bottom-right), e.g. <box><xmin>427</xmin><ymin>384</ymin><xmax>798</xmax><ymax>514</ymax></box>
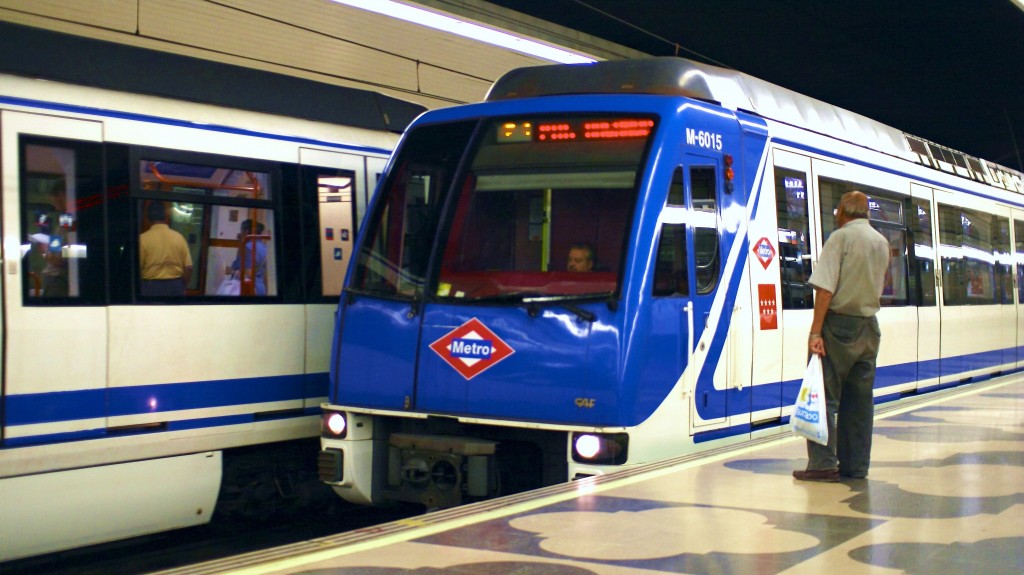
<box><xmin>429</xmin><ymin>318</ymin><xmax>514</xmax><ymax>380</ymax></box>
<box><xmin>753</xmin><ymin>236</ymin><xmax>776</xmax><ymax>270</ymax></box>
<box><xmin>450</xmin><ymin>338</ymin><xmax>492</xmax><ymax>360</ymax></box>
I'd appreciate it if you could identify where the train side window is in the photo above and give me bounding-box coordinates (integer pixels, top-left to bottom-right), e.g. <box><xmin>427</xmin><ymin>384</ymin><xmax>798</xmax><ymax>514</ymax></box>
<box><xmin>818</xmin><ymin>177</ymin><xmax>909</xmax><ymax>306</ymax></box>
<box><xmin>20</xmin><ymin>139</ymin><xmax>105</xmax><ymax>304</ymax></box>
<box><xmin>136</xmin><ymin>159</ymin><xmax>276</xmax><ymax>299</ymax></box>
<box><xmin>691</xmin><ymin>166</ymin><xmax>719</xmax><ymax>295</ymax></box>
<box><xmin>910</xmin><ymin>199</ymin><xmax>936</xmax><ymax>306</ymax></box>
<box><xmin>774</xmin><ymin>168</ymin><xmax>813</xmax><ymax>309</ymax></box>
<box><xmin>1016</xmin><ymin>220</ymin><xmax>1024</xmax><ymax>304</ymax></box>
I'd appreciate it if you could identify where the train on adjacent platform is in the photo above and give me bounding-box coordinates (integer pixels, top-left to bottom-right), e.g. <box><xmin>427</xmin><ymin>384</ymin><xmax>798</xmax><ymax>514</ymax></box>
<box><xmin>318</xmin><ymin>57</ymin><xmax>1024</xmax><ymax>509</ymax></box>
<box><xmin>0</xmin><ymin>24</ymin><xmax>423</xmax><ymax>561</ymax></box>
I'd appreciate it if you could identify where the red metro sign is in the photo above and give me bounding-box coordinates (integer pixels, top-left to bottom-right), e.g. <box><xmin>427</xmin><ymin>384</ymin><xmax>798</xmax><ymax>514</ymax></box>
<box><xmin>753</xmin><ymin>237</ymin><xmax>776</xmax><ymax>269</ymax></box>
<box><xmin>429</xmin><ymin>318</ymin><xmax>515</xmax><ymax>380</ymax></box>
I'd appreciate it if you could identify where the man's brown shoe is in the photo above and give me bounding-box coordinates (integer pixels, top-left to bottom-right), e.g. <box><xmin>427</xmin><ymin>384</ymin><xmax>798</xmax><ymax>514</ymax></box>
<box><xmin>793</xmin><ymin>468</ymin><xmax>840</xmax><ymax>482</ymax></box>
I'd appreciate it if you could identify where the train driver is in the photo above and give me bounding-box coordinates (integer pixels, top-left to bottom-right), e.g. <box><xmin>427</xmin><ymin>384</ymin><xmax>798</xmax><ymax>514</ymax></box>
<box><xmin>567</xmin><ymin>243</ymin><xmax>595</xmax><ymax>272</ymax></box>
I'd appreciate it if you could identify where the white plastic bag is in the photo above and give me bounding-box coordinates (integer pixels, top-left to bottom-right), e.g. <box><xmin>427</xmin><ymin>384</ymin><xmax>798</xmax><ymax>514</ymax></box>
<box><xmin>216</xmin><ymin>273</ymin><xmax>240</xmax><ymax>296</ymax></box>
<box><xmin>791</xmin><ymin>355</ymin><xmax>828</xmax><ymax>445</ymax></box>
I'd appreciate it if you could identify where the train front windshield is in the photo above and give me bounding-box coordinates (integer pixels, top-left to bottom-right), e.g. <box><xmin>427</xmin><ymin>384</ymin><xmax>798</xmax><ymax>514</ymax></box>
<box><xmin>352</xmin><ymin>115</ymin><xmax>656</xmax><ymax>301</ymax></box>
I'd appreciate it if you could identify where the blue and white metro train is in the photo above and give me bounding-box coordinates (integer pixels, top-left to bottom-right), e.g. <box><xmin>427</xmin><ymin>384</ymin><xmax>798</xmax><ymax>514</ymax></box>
<box><xmin>0</xmin><ymin>33</ymin><xmax>423</xmax><ymax>559</ymax></box>
<box><xmin>318</xmin><ymin>57</ymin><xmax>1024</xmax><ymax>509</ymax></box>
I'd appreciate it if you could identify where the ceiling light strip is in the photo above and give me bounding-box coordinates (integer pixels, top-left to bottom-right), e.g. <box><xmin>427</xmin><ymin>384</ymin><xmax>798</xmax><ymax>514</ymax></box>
<box><xmin>330</xmin><ymin>0</ymin><xmax>597</xmax><ymax>64</ymax></box>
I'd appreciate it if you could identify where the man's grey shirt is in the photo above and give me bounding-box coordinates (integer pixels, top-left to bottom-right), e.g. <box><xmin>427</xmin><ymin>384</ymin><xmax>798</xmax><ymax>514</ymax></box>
<box><xmin>808</xmin><ymin>218</ymin><xmax>890</xmax><ymax>317</ymax></box>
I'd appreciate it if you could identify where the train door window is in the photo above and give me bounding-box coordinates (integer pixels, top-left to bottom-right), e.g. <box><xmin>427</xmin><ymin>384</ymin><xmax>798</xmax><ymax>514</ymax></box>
<box><xmin>874</xmin><ymin>226</ymin><xmax>909</xmax><ymax>306</ymax></box>
<box><xmin>653</xmin><ymin>168</ymin><xmax>688</xmax><ymax>296</ymax></box>
<box><xmin>19</xmin><ymin>139</ymin><xmax>104</xmax><ymax>304</ymax></box>
<box><xmin>962</xmin><ymin>208</ymin><xmax>995</xmax><ymax>304</ymax></box>
<box><xmin>993</xmin><ymin>215</ymin><xmax>1013</xmax><ymax>304</ymax></box>
<box><xmin>317</xmin><ymin>170</ymin><xmax>357</xmax><ymax>297</ymax></box>
<box><xmin>910</xmin><ymin>198</ymin><xmax>936</xmax><ymax>306</ymax></box>
<box><xmin>691</xmin><ymin>166</ymin><xmax>719</xmax><ymax>294</ymax></box>
<box><xmin>818</xmin><ymin>178</ymin><xmax>845</xmax><ymax>241</ymax></box>
<box><xmin>1015</xmin><ymin>219</ymin><xmax>1024</xmax><ymax>303</ymax></box>
<box><xmin>136</xmin><ymin>158</ymin><xmax>276</xmax><ymax>298</ymax></box>
<box><xmin>938</xmin><ymin>204</ymin><xmax>966</xmax><ymax>305</ymax></box>
<box><xmin>774</xmin><ymin>168</ymin><xmax>813</xmax><ymax>309</ymax></box>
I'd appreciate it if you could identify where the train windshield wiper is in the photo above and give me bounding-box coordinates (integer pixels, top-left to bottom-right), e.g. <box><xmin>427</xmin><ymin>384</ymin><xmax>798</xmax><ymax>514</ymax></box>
<box><xmin>521</xmin><ymin>295</ymin><xmax>598</xmax><ymax>322</ymax></box>
<box><xmin>452</xmin><ymin>292</ymin><xmax>608</xmax><ymax>322</ymax></box>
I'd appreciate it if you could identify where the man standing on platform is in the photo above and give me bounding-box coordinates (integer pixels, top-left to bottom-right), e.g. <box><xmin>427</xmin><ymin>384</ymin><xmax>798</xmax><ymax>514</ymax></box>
<box><xmin>794</xmin><ymin>190</ymin><xmax>889</xmax><ymax>482</ymax></box>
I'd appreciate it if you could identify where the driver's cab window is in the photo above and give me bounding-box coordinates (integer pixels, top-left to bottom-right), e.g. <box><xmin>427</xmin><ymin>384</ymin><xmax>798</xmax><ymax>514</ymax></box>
<box><xmin>654</xmin><ymin>167</ymin><xmax>688</xmax><ymax>297</ymax></box>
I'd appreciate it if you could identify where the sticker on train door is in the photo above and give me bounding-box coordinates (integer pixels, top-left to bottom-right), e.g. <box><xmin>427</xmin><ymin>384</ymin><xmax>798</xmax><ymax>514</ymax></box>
<box><xmin>758</xmin><ymin>284</ymin><xmax>778</xmax><ymax>330</ymax></box>
<box><xmin>753</xmin><ymin>237</ymin><xmax>775</xmax><ymax>269</ymax></box>
<box><xmin>429</xmin><ymin>318</ymin><xmax>515</xmax><ymax>379</ymax></box>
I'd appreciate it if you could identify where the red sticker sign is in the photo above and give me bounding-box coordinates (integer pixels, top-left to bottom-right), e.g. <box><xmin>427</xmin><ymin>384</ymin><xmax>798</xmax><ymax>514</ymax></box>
<box><xmin>758</xmin><ymin>284</ymin><xmax>778</xmax><ymax>330</ymax></box>
<box><xmin>429</xmin><ymin>318</ymin><xmax>515</xmax><ymax>380</ymax></box>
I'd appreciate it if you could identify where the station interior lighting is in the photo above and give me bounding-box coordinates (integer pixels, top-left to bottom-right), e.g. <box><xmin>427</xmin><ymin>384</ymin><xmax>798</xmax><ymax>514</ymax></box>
<box><xmin>330</xmin><ymin>0</ymin><xmax>597</xmax><ymax>64</ymax></box>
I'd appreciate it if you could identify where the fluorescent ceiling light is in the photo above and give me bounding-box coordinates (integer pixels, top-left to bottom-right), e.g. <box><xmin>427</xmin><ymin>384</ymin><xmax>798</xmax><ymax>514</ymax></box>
<box><xmin>331</xmin><ymin>0</ymin><xmax>597</xmax><ymax>64</ymax></box>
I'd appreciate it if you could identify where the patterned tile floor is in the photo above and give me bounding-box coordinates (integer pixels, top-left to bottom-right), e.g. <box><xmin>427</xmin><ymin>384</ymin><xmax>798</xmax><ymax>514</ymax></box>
<box><xmin>209</xmin><ymin>377</ymin><xmax>1024</xmax><ymax>575</ymax></box>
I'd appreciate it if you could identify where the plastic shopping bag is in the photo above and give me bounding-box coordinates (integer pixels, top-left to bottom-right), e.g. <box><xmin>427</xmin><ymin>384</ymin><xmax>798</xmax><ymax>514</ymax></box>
<box><xmin>791</xmin><ymin>355</ymin><xmax>828</xmax><ymax>445</ymax></box>
<box><xmin>216</xmin><ymin>273</ymin><xmax>241</xmax><ymax>296</ymax></box>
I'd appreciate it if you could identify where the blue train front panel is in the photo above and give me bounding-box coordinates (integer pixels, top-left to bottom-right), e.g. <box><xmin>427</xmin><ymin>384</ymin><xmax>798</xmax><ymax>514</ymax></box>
<box><xmin>319</xmin><ymin>94</ymin><xmax>770</xmax><ymax>509</ymax></box>
<box><xmin>321</xmin><ymin>94</ymin><xmax>763</xmax><ymax>506</ymax></box>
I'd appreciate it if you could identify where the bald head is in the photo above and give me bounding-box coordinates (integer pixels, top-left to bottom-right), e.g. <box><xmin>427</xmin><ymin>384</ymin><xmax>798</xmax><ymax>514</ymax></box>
<box><xmin>838</xmin><ymin>191</ymin><xmax>870</xmax><ymax>220</ymax></box>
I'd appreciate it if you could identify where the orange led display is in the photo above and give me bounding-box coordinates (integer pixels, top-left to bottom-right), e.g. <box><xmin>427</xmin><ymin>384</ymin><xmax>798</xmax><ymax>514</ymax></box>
<box><xmin>501</xmin><ymin>118</ymin><xmax>655</xmax><ymax>143</ymax></box>
<box><xmin>584</xmin><ymin>119</ymin><xmax>654</xmax><ymax>140</ymax></box>
<box><xmin>536</xmin><ymin>122</ymin><xmax>575</xmax><ymax>141</ymax></box>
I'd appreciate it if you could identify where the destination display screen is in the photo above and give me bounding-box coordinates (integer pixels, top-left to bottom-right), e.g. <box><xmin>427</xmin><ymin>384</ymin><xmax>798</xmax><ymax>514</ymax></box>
<box><xmin>497</xmin><ymin>117</ymin><xmax>655</xmax><ymax>143</ymax></box>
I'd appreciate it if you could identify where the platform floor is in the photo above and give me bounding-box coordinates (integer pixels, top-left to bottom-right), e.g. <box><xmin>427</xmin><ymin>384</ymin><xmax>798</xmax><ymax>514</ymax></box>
<box><xmin>176</xmin><ymin>376</ymin><xmax>1024</xmax><ymax>575</ymax></box>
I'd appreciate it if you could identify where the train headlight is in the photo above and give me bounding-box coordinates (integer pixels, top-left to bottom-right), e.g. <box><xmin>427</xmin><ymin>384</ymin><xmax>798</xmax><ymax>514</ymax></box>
<box><xmin>571</xmin><ymin>432</ymin><xmax>628</xmax><ymax>465</ymax></box>
<box><xmin>322</xmin><ymin>411</ymin><xmax>347</xmax><ymax>438</ymax></box>
<box><xmin>575</xmin><ymin>434</ymin><xmax>602</xmax><ymax>459</ymax></box>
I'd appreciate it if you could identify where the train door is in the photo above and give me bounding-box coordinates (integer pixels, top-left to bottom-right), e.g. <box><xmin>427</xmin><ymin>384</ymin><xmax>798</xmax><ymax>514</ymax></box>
<box><xmin>1014</xmin><ymin>210</ymin><xmax>1024</xmax><ymax>369</ymax></box>
<box><xmin>301</xmin><ymin>148</ymin><xmax>366</xmax><ymax>297</ymax></box>
<box><xmin>935</xmin><ymin>190</ymin><xmax>1013</xmax><ymax>382</ymax></box>
<box><xmin>935</xmin><ymin>189</ymin><xmax>964</xmax><ymax>383</ymax></box>
<box><xmin>994</xmin><ymin>204</ymin><xmax>1016</xmax><ymax>369</ymax></box>
<box><xmin>764</xmin><ymin>150</ymin><xmax>815</xmax><ymax>415</ymax></box>
<box><xmin>300</xmin><ymin>148</ymin><xmax>375</xmax><ymax>405</ymax></box>
<box><xmin>332</xmin><ymin>153</ymin><xmax>443</xmax><ymax>411</ymax></box>
<box><xmin>684</xmin><ymin>151</ymin><xmax>747</xmax><ymax>429</ymax></box>
<box><xmin>909</xmin><ymin>184</ymin><xmax>940</xmax><ymax>388</ymax></box>
<box><xmin>1</xmin><ymin>111</ymin><xmax>107</xmax><ymax>443</ymax></box>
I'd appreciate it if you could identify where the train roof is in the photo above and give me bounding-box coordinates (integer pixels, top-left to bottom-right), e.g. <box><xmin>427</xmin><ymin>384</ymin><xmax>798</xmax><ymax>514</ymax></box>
<box><xmin>486</xmin><ymin>57</ymin><xmax>1023</xmax><ymax>194</ymax></box>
